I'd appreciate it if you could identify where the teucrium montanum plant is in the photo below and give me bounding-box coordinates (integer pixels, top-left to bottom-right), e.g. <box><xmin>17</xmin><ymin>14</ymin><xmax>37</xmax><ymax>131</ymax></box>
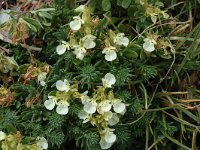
<box><xmin>55</xmin><ymin>5</ymin><xmax>129</xmax><ymax>61</ymax></box>
<box><xmin>44</xmin><ymin>72</ymin><xmax>126</xmax><ymax>149</ymax></box>
<box><xmin>46</xmin><ymin>5</ymin><xmax>130</xmax><ymax>149</ymax></box>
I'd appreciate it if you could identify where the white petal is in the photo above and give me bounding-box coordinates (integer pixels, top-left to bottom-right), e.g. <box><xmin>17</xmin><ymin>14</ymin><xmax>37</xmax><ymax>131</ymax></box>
<box><xmin>56</xmin><ymin>44</ymin><xmax>66</xmax><ymax>55</ymax></box>
<box><xmin>99</xmin><ymin>101</ymin><xmax>112</xmax><ymax>112</ymax></box>
<box><xmin>38</xmin><ymin>72</ymin><xmax>47</xmax><ymax>86</ymax></box>
<box><xmin>80</xmin><ymin>91</ymin><xmax>90</xmax><ymax>104</ymax></box>
<box><xmin>108</xmin><ymin>114</ymin><xmax>119</xmax><ymax>126</ymax></box>
<box><xmin>143</xmin><ymin>42</ymin><xmax>155</xmax><ymax>52</ymax></box>
<box><xmin>102</xmin><ymin>73</ymin><xmax>116</xmax><ymax>88</ymax></box>
<box><xmin>122</xmin><ymin>37</ymin><xmax>129</xmax><ymax>47</ymax></box>
<box><xmin>38</xmin><ymin>72</ymin><xmax>47</xmax><ymax>82</ymax></box>
<box><xmin>99</xmin><ymin>139</ymin><xmax>113</xmax><ymax>150</ymax></box>
<box><xmin>44</xmin><ymin>99</ymin><xmax>56</xmax><ymax>110</ymax></box>
<box><xmin>40</xmin><ymin>81</ymin><xmax>46</xmax><ymax>86</ymax></box>
<box><xmin>69</xmin><ymin>20</ymin><xmax>81</xmax><ymax>31</ymax></box>
<box><xmin>73</xmin><ymin>46</ymin><xmax>86</xmax><ymax>60</ymax></box>
<box><xmin>56</xmin><ymin>104</ymin><xmax>69</xmax><ymax>115</ymax></box>
<box><xmin>78</xmin><ymin>110</ymin><xmax>88</xmax><ymax>120</ymax></box>
<box><xmin>105</xmin><ymin>131</ymin><xmax>116</xmax><ymax>143</ymax></box>
<box><xmin>36</xmin><ymin>137</ymin><xmax>48</xmax><ymax>150</ymax></box>
<box><xmin>104</xmin><ymin>50</ymin><xmax>117</xmax><ymax>61</ymax></box>
<box><xmin>56</xmin><ymin>80</ymin><xmax>70</xmax><ymax>92</ymax></box>
<box><xmin>0</xmin><ymin>131</ymin><xmax>6</xmax><ymax>141</ymax></box>
<box><xmin>0</xmin><ymin>10</ymin><xmax>11</xmax><ymax>24</ymax></box>
<box><xmin>83</xmin><ymin>40</ymin><xmax>96</xmax><ymax>49</ymax></box>
<box><xmin>103</xmin><ymin>111</ymin><xmax>113</xmax><ymax>121</ymax></box>
<box><xmin>83</xmin><ymin>102</ymin><xmax>97</xmax><ymax>114</ymax></box>
<box><xmin>101</xmin><ymin>103</ymin><xmax>112</xmax><ymax>112</ymax></box>
<box><xmin>113</xmin><ymin>102</ymin><xmax>126</xmax><ymax>113</ymax></box>
<box><xmin>75</xmin><ymin>52</ymin><xmax>85</xmax><ymax>60</ymax></box>
<box><xmin>119</xmin><ymin>107</ymin><xmax>127</xmax><ymax>115</ymax></box>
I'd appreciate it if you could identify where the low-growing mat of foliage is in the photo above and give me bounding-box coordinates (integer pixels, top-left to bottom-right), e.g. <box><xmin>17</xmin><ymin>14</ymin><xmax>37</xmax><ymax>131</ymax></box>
<box><xmin>0</xmin><ymin>0</ymin><xmax>200</xmax><ymax>149</ymax></box>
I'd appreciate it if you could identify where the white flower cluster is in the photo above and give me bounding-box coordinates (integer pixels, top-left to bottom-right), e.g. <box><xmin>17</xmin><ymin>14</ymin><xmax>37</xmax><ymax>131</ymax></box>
<box><xmin>103</xmin><ymin>33</ymin><xmax>129</xmax><ymax>61</ymax></box>
<box><xmin>78</xmin><ymin>73</ymin><xmax>126</xmax><ymax>149</ymax></box>
<box><xmin>143</xmin><ymin>37</ymin><xmax>157</xmax><ymax>52</ymax></box>
<box><xmin>0</xmin><ymin>131</ymin><xmax>48</xmax><ymax>150</ymax></box>
<box><xmin>55</xmin><ymin>5</ymin><xmax>130</xmax><ymax>62</ymax></box>
<box><xmin>56</xmin><ymin>34</ymin><xmax>96</xmax><ymax>60</ymax></box>
<box><xmin>43</xmin><ymin>73</ymin><xmax>127</xmax><ymax>149</ymax></box>
<box><xmin>44</xmin><ymin>79</ymin><xmax>71</xmax><ymax>115</ymax></box>
<box><xmin>48</xmin><ymin>5</ymin><xmax>129</xmax><ymax>149</ymax></box>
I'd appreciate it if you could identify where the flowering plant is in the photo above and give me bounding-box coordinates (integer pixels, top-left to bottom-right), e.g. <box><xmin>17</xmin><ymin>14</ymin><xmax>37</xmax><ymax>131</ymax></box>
<box><xmin>1</xmin><ymin>0</ymin><xmax>200</xmax><ymax>150</ymax></box>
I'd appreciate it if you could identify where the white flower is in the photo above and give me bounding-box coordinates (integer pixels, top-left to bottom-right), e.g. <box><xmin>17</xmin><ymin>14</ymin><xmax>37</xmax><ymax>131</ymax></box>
<box><xmin>105</xmin><ymin>131</ymin><xmax>116</xmax><ymax>144</ymax></box>
<box><xmin>56</xmin><ymin>41</ymin><xmax>70</xmax><ymax>55</ymax></box>
<box><xmin>113</xmin><ymin>33</ymin><xmax>129</xmax><ymax>47</ymax></box>
<box><xmin>78</xmin><ymin>110</ymin><xmax>90</xmax><ymax>123</ymax></box>
<box><xmin>69</xmin><ymin>16</ymin><xmax>84</xmax><ymax>31</ymax></box>
<box><xmin>98</xmin><ymin>100</ymin><xmax>112</xmax><ymax>113</ymax></box>
<box><xmin>75</xmin><ymin>5</ymin><xmax>86</xmax><ymax>12</ymax></box>
<box><xmin>102</xmin><ymin>73</ymin><xmax>116</xmax><ymax>88</ymax></box>
<box><xmin>56</xmin><ymin>100</ymin><xmax>70</xmax><ymax>115</ymax></box>
<box><xmin>80</xmin><ymin>91</ymin><xmax>90</xmax><ymax>104</ymax></box>
<box><xmin>103</xmin><ymin>111</ymin><xmax>113</xmax><ymax>121</ymax></box>
<box><xmin>44</xmin><ymin>96</ymin><xmax>57</xmax><ymax>110</ymax></box>
<box><xmin>99</xmin><ymin>139</ymin><xmax>113</xmax><ymax>150</ymax></box>
<box><xmin>102</xmin><ymin>46</ymin><xmax>117</xmax><ymax>61</ymax></box>
<box><xmin>73</xmin><ymin>45</ymin><xmax>87</xmax><ymax>60</ymax></box>
<box><xmin>82</xmin><ymin>34</ymin><xmax>96</xmax><ymax>49</ymax></box>
<box><xmin>83</xmin><ymin>101</ymin><xmax>97</xmax><ymax>114</ymax></box>
<box><xmin>78</xmin><ymin>110</ymin><xmax>88</xmax><ymax>120</ymax></box>
<box><xmin>0</xmin><ymin>9</ymin><xmax>11</xmax><ymax>25</ymax></box>
<box><xmin>56</xmin><ymin>79</ymin><xmax>70</xmax><ymax>92</ymax></box>
<box><xmin>44</xmin><ymin>95</ymin><xmax>70</xmax><ymax>115</ymax></box>
<box><xmin>143</xmin><ymin>37</ymin><xmax>157</xmax><ymax>52</ymax></box>
<box><xmin>37</xmin><ymin>72</ymin><xmax>47</xmax><ymax>86</ymax></box>
<box><xmin>108</xmin><ymin>114</ymin><xmax>119</xmax><ymax>126</ymax></box>
<box><xmin>36</xmin><ymin>137</ymin><xmax>48</xmax><ymax>150</ymax></box>
<box><xmin>0</xmin><ymin>131</ymin><xmax>6</xmax><ymax>141</ymax></box>
<box><xmin>113</xmin><ymin>101</ymin><xmax>126</xmax><ymax>114</ymax></box>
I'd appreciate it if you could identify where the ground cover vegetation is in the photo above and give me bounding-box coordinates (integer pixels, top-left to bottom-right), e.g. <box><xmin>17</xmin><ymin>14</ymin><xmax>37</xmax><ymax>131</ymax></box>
<box><xmin>0</xmin><ymin>0</ymin><xmax>200</xmax><ymax>149</ymax></box>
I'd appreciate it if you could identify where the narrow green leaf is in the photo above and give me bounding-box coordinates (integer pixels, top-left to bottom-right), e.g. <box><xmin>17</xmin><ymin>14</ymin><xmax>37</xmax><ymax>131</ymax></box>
<box><xmin>23</xmin><ymin>17</ymin><xmax>43</xmax><ymax>28</ymax></box>
<box><xmin>178</xmin><ymin>106</ymin><xmax>200</xmax><ymax>123</ymax></box>
<box><xmin>161</xmin><ymin>130</ymin><xmax>192</xmax><ymax>150</ymax></box>
<box><xmin>163</xmin><ymin>111</ymin><xmax>197</xmax><ymax>128</ymax></box>
<box><xmin>38</xmin><ymin>12</ymin><xmax>53</xmax><ymax>19</ymax></box>
<box><xmin>30</xmin><ymin>8</ymin><xmax>55</xmax><ymax>13</ymax></box>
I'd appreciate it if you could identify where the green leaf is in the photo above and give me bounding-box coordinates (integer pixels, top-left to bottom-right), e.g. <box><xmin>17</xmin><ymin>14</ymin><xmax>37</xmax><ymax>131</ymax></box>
<box><xmin>38</xmin><ymin>12</ymin><xmax>53</xmax><ymax>19</ymax></box>
<box><xmin>122</xmin><ymin>0</ymin><xmax>132</xmax><ymax>8</ymax></box>
<box><xmin>30</xmin><ymin>8</ymin><xmax>55</xmax><ymax>13</ymax></box>
<box><xmin>161</xmin><ymin>130</ymin><xmax>192</xmax><ymax>150</ymax></box>
<box><xmin>23</xmin><ymin>17</ymin><xmax>43</xmax><ymax>29</ymax></box>
<box><xmin>102</xmin><ymin>0</ymin><xmax>111</xmax><ymax>11</ymax></box>
<box><xmin>117</xmin><ymin>0</ymin><xmax>122</xmax><ymax>6</ymax></box>
<box><xmin>123</xmin><ymin>48</ymin><xmax>139</xmax><ymax>59</ymax></box>
<box><xmin>6</xmin><ymin>124</ymin><xmax>17</xmax><ymax>133</ymax></box>
<box><xmin>5</xmin><ymin>56</ymin><xmax>19</xmax><ymax>69</ymax></box>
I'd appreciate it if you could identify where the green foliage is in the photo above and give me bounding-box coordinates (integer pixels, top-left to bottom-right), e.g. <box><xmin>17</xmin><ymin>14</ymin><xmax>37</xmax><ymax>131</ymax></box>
<box><xmin>140</xmin><ymin>65</ymin><xmax>158</xmax><ymax>80</ymax></box>
<box><xmin>47</xmin><ymin>131</ymin><xmax>65</xmax><ymax>146</ymax></box>
<box><xmin>1</xmin><ymin>0</ymin><xmax>200</xmax><ymax>150</ymax></box>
